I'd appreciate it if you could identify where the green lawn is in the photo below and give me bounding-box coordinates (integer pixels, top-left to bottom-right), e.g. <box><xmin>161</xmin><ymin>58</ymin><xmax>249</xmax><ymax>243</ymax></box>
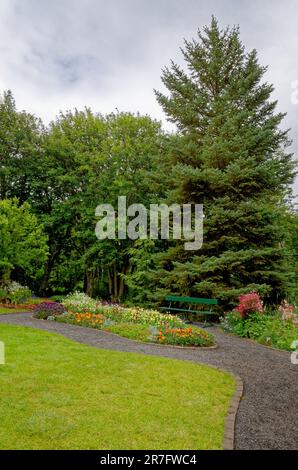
<box><xmin>103</xmin><ymin>322</ymin><xmax>153</xmax><ymax>342</ymax></box>
<box><xmin>0</xmin><ymin>324</ymin><xmax>235</xmax><ymax>450</ymax></box>
<box><xmin>0</xmin><ymin>307</ymin><xmax>30</xmax><ymax>314</ymax></box>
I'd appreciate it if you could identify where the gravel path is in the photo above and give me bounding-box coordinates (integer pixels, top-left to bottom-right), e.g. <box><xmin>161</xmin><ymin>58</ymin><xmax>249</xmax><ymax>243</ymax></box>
<box><xmin>0</xmin><ymin>312</ymin><xmax>297</xmax><ymax>450</ymax></box>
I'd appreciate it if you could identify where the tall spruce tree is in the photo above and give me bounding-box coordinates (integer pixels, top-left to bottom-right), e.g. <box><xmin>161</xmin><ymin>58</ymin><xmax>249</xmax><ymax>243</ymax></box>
<box><xmin>128</xmin><ymin>18</ymin><xmax>296</xmax><ymax>307</ymax></box>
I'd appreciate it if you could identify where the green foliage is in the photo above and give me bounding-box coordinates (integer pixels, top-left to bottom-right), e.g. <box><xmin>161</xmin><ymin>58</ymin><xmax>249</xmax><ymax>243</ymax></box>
<box><xmin>0</xmin><ymin>199</ymin><xmax>48</xmax><ymax>284</ymax></box>
<box><xmin>283</xmin><ymin>210</ymin><xmax>298</xmax><ymax>304</ymax></box>
<box><xmin>221</xmin><ymin>311</ymin><xmax>298</xmax><ymax>350</ymax></box>
<box><xmin>49</xmin><ymin>295</ymin><xmax>66</xmax><ymax>303</ymax></box>
<box><xmin>0</xmin><ymin>90</ymin><xmax>44</xmax><ymax>203</ymax></box>
<box><xmin>0</xmin><ymin>281</ymin><xmax>32</xmax><ymax>305</ymax></box>
<box><xmin>27</xmin><ymin>109</ymin><xmax>163</xmax><ymax>298</ymax></box>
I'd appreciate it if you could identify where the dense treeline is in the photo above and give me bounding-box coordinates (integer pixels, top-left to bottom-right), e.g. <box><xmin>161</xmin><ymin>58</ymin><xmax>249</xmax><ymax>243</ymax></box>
<box><xmin>0</xmin><ymin>18</ymin><xmax>297</xmax><ymax>307</ymax></box>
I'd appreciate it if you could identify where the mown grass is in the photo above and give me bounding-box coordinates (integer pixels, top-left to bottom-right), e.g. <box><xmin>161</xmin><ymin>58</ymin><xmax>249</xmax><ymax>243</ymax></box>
<box><xmin>0</xmin><ymin>307</ymin><xmax>30</xmax><ymax>314</ymax></box>
<box><xmin>0</xmin><ymin>324</ymin><xmax>235</xmax><ymax>450</ymax></box>
<box><xmin>104</xmin><ymin>322</ymin><xmax>152</xmax><ymax>342</ymax></box>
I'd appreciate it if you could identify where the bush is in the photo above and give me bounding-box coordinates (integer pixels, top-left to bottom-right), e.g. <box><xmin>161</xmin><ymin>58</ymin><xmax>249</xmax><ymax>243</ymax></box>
<box><xmin>235</xmin><ymin>291</ymin><xmax>263</xmax><ymax>318</ymax></box>
<box><xmin>62</xmin><ymin>292</ymin><xmax>98</xmax><ymax>311</ymax></box>
<box><xmin>50</xmin><ymin>295</ymin><xmax>66</xmax><ymax>303</ymax></box>
<box><xmin>221</xmin><ymin>311</ymin><xmax>298</xmax><ymax>351</ymax></box>
<box><xmin>109</xmin><ymin>306</ymin><xmax>183</xmax><ymax>328</ymax></box>
<box><xmin>0</xmin><ymin>281</ymin><xmax>31</xmax><ymax>305</ymax></box>
<box><xmin>0</xmin><ymin>288</ymin><xmax>7</xmax><ymax>302</ymax></box>
<box><xmin>220</xmin><ymin>311</ymin><xmax>248</xmax><ymax>336</ymax></box>
<box><xmin>33</xmin><ymin>302</ymin><xmax>65</xmax><ymax>320</ymax></box>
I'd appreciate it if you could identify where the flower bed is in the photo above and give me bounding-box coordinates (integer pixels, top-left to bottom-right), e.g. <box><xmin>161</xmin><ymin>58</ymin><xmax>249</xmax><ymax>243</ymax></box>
<box><xmin>0</xmin><ymin>297</ymin><xmax>62</xmax><ymax>311</ymax></box>
<box><xmin>0</xmin><ymin>303</ymin><xmax>36</xmax><ymax>310</ymax></box>
<box><xmin>62</xmin><ymin>292</ymin><xmax>98</xmax><ymax>311</ymax></box>
<box><xmin>221</xmin><ymin>292</ymin><xmax>298</xmax><ymax>351</ymax></box>
<box><xmin>56</xmin><ymin>293</ymin><xmax>215</xmax><ymax>347</ymax></box>
<box><xmin>33</xmin><ymin>301</ymin><xmax>65</xmax><ymax>320</ymax></box>
<box><xmin>58</xmin><ymin>311</ymin><xmax>105</xmax><ymax>329</ymax></box>
<box><xmin>57</xmin><ymin>312</ymin><xmax>214</xmax><ymax>347</ymax></box>
<box><xmin>61</xmin><ymin>292</ymin><xmax>183</xmax><ymax>327</ymax></box>
<box><xmin>156</xmin><ymin>326</ymin><xmax>214</xmax><ymax>347</ymax></box>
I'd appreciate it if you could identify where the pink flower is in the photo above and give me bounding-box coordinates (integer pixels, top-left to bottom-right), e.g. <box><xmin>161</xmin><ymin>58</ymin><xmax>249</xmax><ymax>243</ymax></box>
<box><xmin>235</xmin><ymin>291</ymin><xmax>263</xmax><ymax>318</ymax></box>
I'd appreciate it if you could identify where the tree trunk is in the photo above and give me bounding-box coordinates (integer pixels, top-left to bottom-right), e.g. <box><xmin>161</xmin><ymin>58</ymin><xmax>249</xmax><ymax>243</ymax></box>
<box><xmin>108</xmin><ymin>269</ymin><xmax>112</xmax><ymax>296</ymax></box>
<box><xmin>84</xmin><ymin>271</ymin><xmax>94</xmax><ymax>297</ymax></box>
<box><xmin>39</xmin><ymin>258</ymin><xmax>54</xmax><ymax>295</ymax></box>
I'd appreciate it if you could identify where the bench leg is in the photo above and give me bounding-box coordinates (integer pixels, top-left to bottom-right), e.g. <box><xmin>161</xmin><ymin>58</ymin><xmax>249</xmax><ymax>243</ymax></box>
<box><xmin>203</xmin><ymin>315</ymin><xmax>212</xmax><ymax>328</ymax></box>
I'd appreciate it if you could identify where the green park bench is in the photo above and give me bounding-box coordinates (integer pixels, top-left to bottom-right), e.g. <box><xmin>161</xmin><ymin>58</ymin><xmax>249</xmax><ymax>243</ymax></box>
<box><xmin>160</xmin><ymin>295</ymin><xmax>219</xmax><ymax>327</ymax></box>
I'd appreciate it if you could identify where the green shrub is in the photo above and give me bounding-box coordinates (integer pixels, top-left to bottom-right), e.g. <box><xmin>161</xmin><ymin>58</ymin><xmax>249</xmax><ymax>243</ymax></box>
<box><xmin>108</xmin><ymin>306</ymin><xmax>183</xmax><ymax>328</ymax></box>
<box><xmin>0</xmin><ymin>288</ymin><xmax>7</xmax><ymax>302</ymax></box>
<box><xmin>62</xmin><ymin>292</ymin><xmax>98</xmax><ymax>311</ymax></box>
<box><xmin>0</xmin><ymin>281</ymin><xmax>31</xmax><ymax>305</ymax></box>
<box><xmin>7</xmin><ymin>282</ymin><xmax>31</xmax><ymax>304</ymax></box>
<box><xmin>221</xmin><ymin>311</ymin><xmax>298</xmax><ymax>351</ymax></box>
<box><xmin>50</xmin><ymin>295</ymin><xmax>66</xmax><ymax>303</ymax></box>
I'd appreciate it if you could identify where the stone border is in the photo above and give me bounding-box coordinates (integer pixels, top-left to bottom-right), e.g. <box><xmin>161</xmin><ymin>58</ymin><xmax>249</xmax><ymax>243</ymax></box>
<box><xmin>222</xmin><ymin>373</ymin><xmax>244</xmax><ymax>450</ymax></box>
<box><xmin>148</xmin><ymin>340</ymin><xmax>218</xmax><ymax>350</ymax></box>
<box><xmin>190</xmin><ymin>361</ymin><xmax>244</xmax><ymax>450</ymax></box>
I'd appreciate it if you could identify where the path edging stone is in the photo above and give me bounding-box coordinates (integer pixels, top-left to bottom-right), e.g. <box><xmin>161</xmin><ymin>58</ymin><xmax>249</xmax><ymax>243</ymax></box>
<box><xmin>222</xmin><ymin>373</ymin><xmax>244</xmax><ymax>450</ymax></box>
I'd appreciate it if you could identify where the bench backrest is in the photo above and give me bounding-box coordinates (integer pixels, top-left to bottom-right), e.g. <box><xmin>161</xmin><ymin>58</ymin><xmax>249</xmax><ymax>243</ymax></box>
<box><xmin>165</xmin><ymin>295</ymin><xmax>218</xmax><ymax>305</ymax></box>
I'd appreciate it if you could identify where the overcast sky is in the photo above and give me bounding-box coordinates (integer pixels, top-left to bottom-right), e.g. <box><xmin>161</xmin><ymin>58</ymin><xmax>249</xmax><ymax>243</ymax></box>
<box><xmin>0</xmin><ymin>0</ymin><xmax>297</xmax><ymax>197</ymax></box>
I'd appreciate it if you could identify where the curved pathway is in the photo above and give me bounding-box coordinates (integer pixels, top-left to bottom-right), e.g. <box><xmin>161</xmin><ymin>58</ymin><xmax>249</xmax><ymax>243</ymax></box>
<box><xmin>0</xmin><ymin>312</ymin><xmax>297</xmax><ymax>450</ymax></box>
